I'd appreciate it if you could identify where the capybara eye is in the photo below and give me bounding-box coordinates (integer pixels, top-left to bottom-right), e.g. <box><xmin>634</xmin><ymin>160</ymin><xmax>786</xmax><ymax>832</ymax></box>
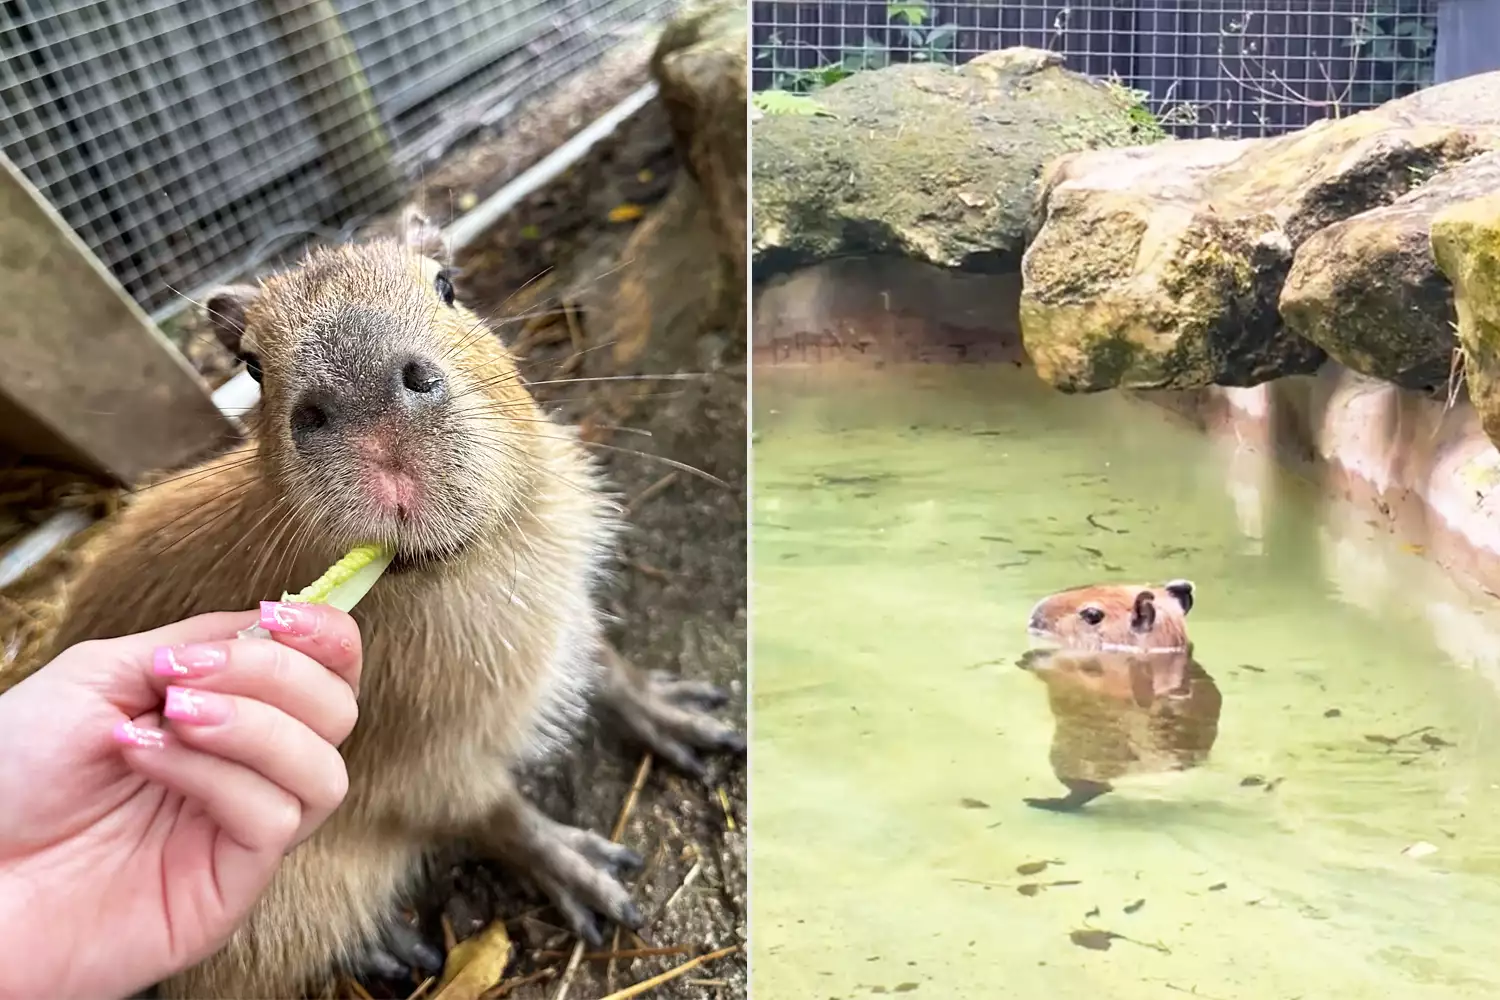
<box><xmin>240</xmin><ymin>352</ymin><xmax>263</xmax><ymax>383</ymax></box>
<box><xmin>434</xmin><ymin>269</ymin><xmax>456</xmax><ymax>307</ymax></box>
<box><xmin>1079</xmin><ymin>606</ymin><xmax>1105</xmax><ymax>625</ymax></box>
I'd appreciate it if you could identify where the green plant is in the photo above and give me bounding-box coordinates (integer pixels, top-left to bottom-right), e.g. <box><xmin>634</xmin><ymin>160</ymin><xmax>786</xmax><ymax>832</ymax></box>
<box><xmin>1104</xmin><ymin>78</ymin><xmax>1168</xmax><ymax>142</ymax></box>
<box><xmin>885</xmin><ymin>1</ymin><xmax>958</xmax><ymax>65</ymax></box>
<box><xmin>753</xmin><ymin>0</ymin><xmax>959</xmax><ymax>96</ymax></box>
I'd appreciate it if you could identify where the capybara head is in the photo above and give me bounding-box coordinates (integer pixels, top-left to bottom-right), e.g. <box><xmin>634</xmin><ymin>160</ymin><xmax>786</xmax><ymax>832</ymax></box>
<box><xmin>1026</xmin><ymin>580</ymin><xmax>1194</xmax><ymax>652</ymax></box>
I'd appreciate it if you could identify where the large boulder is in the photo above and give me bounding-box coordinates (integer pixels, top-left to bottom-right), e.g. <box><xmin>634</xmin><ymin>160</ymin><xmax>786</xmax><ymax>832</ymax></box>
<box><xmin>1021</xmin><ymin>71</ymin><xmax>1500</xmax><ymax>393</ymax></box>
<box><xmin>653</xmin><ymin>0</ymin><xmax>746</xmax><ymax>287</ymax></box>
<box><xmin>1432</xmin><ymin>193</ymin><xmax>1500</xmax><ymax>447</ymax></box>
<box><xmin>1281</xmin><ymin>152</ymin><xmax>1500</xmax><ymax>394</ymax></box>
<box><xmin>752</xmin><ymin>48</ymin><xmax>1157</xmax><ymax>276</ymax></box>
<box><xmin>604</xmin><ymin>0</ymin><xmax>746</xmax><ymax>376</ymax></box>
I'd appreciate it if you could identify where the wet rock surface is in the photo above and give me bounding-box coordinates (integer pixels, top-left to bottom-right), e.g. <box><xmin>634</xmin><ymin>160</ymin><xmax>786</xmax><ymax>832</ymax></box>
<box><xmin>751</xmin><ymin>48</ymin><xmax>1155</xmax><ymax>278</ymax></box>
<box><xmin>1433</xmin><ymin>192</ymin><xmax>1500</xmax><ymax>451</ymax></box>
<box><xmin>1283</xmin><ymin>151</ymin><xmax>1500</xmax><ymax>393</ymax></box>
<box><xmin>1021</xmin><ymin>70</ymin><xmax>1500</xmax><ymax>392</ymax></box>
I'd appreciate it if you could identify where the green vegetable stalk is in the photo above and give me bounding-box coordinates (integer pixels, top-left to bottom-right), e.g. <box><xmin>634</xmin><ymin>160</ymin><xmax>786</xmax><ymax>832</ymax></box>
<box><xmin>237</xmin><ymin>543</ymin><xmax>394</xmax><ymax>639</ymax></box>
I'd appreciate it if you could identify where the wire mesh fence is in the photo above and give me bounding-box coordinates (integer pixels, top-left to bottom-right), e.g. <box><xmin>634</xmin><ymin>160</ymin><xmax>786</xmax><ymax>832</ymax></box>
<box><xmin>751</xmin><ymin>0</ymin><xmax>1437</xmax><ymax>139</ymax></box>
<box><xmin>0</xmin><ymin>0</ymin><xmax>673</xmax><ymax>317</ymax></box>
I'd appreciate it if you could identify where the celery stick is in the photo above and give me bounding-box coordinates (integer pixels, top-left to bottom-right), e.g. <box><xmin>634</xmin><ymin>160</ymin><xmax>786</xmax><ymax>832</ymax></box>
<box><xmin>237</xmin><ymin>543</ymin><xmax>394</xmax><ymax>639</ymax></box>
<box><xmin>283</xmin><ymin>543</ymin><xmax>394</xmax><ymax>611</ymax></box>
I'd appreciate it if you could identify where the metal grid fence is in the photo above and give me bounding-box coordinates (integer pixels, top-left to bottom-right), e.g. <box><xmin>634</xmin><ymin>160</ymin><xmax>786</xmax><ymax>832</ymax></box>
<box><xmin>1</xmin><ymin>0</ymin><xmax>672</xmax><ymax>316</ymax></box>
<box><xmin>751</xmin><ymin>0</ymin><xmax>1437</xmax><ymax>139</ymax></box>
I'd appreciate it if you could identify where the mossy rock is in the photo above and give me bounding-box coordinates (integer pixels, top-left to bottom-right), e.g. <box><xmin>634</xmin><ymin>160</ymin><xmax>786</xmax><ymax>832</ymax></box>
<box><xmin>1432</xmin><ymin>191</ymin><xmax>1500</xmax><ymax>448</ymax></box>
<box><xmin>1281</xmin><ymin>151</ymin><xmax>1500</xmax><ymax>394</ymax></box>
<box><xmin>751</xmin><ymin>48</ymin><xmax>1160</xmax><ymax>278</ymax></box>
<box><xmin>1021</xmin><ymin>70</ymin><xmax>1500</xmax><ymax>392</ymax></box>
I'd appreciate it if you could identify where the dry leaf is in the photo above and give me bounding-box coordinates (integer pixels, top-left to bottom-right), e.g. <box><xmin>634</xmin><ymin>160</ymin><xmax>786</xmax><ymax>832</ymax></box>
<box><xmin>608</xmin><ymin>203</ymin><xmax>645</xmax><ymax>223</ymax></box>
<box><xmin>433</xmin><ymin>921</ymin><xmax>513</xmax><ymax>1000</ymax></box>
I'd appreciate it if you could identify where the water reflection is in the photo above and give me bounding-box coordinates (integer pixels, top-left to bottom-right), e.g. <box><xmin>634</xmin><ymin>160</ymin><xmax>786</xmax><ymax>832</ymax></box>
<box><xmin>1019</xmin><ymin>646</ymin><xmax>1223</xmax><ymax>812</ymax></box>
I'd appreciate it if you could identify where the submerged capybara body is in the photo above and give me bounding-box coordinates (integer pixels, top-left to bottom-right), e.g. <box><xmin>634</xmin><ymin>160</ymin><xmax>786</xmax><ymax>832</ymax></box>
<box><xmin>13</xmin><ymin>214</ymin><xmax>740</xmax><ymax>997</ymax></box>
<box><xmin>1020</xmin><ymin>579</ymin><xmax>1219</xmax><ymax>810</ymax></box>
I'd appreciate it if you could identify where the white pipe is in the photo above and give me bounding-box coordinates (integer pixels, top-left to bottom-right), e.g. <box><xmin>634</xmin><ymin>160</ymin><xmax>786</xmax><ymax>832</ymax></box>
<box><xmin>0</xmin><ymin>508</ymin><xmax>95</xmax><ymax>590</ymax></box>
<box><xmin>443</xmin><ymin>81</ymin><xmax>658</xmax><ymax>251</ymax></box>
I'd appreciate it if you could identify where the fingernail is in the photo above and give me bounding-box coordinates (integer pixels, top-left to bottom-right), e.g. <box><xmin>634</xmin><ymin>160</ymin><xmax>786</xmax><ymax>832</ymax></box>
<box><xmin>260</xmin><ymin>601</ymin><xmax>319</xmax><ymax>636</ymax></box>
<box><xmin>153</xmin><ymin>643</ymin><xmax>228</xmax><ymax>678</ymax></box>
<box><xmin>163</xmin><ymin>686</ymin><xmax>232</xmax><ymax>726</ymax></box>
<box><xmin>113</xmin><ymin>719</ymin><xmax>167</xmax><ymax>750</ymax></box>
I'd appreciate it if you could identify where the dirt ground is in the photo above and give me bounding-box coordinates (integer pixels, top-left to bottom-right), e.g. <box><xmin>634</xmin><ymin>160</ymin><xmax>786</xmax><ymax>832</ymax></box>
<box><xmin>0</xmin><ymin>55</ymin><xmax>746</xmax><ymax>1000</ymax></box>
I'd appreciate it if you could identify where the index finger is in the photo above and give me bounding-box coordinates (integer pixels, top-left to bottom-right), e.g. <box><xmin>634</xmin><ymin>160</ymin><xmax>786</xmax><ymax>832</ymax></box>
<box><xmin>255</xmin><ymin>602</ymin><xmax>364</xmax><ymax>694</ymax></box>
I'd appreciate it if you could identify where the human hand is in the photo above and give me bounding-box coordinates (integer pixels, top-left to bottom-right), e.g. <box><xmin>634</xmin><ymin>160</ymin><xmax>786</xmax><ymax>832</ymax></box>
<box><xmin>0</xmin><ymin>603</ymin><xmax>361</xmax><ymax>1000</ymax></box>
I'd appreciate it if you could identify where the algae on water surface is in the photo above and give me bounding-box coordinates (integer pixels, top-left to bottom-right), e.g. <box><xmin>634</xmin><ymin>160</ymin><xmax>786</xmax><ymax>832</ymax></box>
<box><xmin>752</xmin><ymin>363</ymin><xmax>1500</xmax><ymax>1000</ymax></box>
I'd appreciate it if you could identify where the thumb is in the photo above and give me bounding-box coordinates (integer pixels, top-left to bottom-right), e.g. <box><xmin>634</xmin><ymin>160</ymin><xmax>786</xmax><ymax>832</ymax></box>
<box><xmin>59</xmin><ymin>610</ymin><xmax>263</xmax><ymax>717</ymax></box>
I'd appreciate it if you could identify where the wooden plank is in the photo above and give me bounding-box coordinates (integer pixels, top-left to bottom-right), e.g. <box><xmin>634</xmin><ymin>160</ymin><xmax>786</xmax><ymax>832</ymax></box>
<box><xmin>0</xmin><ymin>153</ymin><xmax>236</xmax><ymax>484</ymax></box>
<box><xmin>258</xmin><ymin>0</ymin><xmax>399</xmax><ymax>212</ymax></box>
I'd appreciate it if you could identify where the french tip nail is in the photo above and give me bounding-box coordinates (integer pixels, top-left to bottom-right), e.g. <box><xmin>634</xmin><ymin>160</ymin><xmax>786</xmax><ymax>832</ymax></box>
<box><xmin>151</xmin><ymin>646</ymin><xmax>179</xmax><ymax>677</ymax></box>
<box><xmin>114</xmin><ymin>719</ymin><xmax>167</xmax><ymax>750</ymax></box>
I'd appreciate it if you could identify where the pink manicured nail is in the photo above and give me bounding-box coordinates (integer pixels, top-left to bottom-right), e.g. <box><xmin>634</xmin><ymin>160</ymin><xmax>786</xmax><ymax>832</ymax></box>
<box><xmin>163</xmin><ymin>686</ymin><xmax>232</xmax><ymax>726</ymax></box>
<box><xmin>113</xmin><ymin>719</ymin><xmax>167</xmax><ymax>750</ymax></box>
<box><xmin>260</xmin><ymin>601</ymin><xmax>319</xmax><ymax>636</ymax></box>
<box><xmin>153</xmin><ymin>643</ymin><xmax>228</xmax><ymax>678</ymax></box>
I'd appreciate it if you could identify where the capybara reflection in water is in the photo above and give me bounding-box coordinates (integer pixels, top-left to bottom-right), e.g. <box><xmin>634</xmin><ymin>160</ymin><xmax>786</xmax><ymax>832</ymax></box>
<box><xmin>1019</xmin><ymin>581</ymin><xmax>1221</xmax><ymax>811</ymax></box>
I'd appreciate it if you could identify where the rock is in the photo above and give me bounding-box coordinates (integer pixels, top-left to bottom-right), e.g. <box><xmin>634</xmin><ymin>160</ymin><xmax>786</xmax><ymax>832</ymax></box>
<box><xmin>1021</xmin><ymin>71</ymin><xmax>1500</xmax><ymax>392</ymax></box>
<box><xmin>1432</xmin><ymin>192</ymin><xmax>1500</xmax><ymax>447</ymax></box>
<box><xmin>1282</xmin><ymin>152</ymin><xmax>1500</xmax><ymax>393</ymax></box>
<box><xmin>752</xmin><ymin>47</ymin><xmax>1158</xmax><ymax>276</ymax></box>
<box><xmin>653</xmin><ymin>0</ymin><xmax>746</xmax><ymax>289</ymax></box>
<box><xmin>601</xmin><ymin>0</ymin><xmax>746</xmax><ymax>376</ymax></box>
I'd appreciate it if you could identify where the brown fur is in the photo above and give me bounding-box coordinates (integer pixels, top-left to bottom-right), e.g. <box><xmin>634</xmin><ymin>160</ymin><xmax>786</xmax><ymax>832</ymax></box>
<box><xmin>1021</xmin><ymin>648</ymin><xmax>1223</xmax><ymax>788</ymax></box>
<box><xmin>1026</xmin><ymin>579</ymin><xmax>1195</xmax><ymax>653</ymax></box>
<box><xmin>13</xmin><ymin>230</ymin><xmax>624</xmax><ymax>997</ymax></box>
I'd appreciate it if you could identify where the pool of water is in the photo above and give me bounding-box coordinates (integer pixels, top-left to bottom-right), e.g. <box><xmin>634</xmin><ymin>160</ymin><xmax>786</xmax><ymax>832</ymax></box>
<box><xmin>751</xmin><ymin>363</ymin><xmax>1500</xmax><ymax>1000</ymax></box>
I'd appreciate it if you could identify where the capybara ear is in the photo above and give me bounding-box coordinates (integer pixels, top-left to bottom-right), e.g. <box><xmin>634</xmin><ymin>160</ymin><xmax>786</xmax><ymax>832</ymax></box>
<box><xmin>1130</xmin><ymin>591</ymin><xmax>1157</xmax><ymax>633</ymax></box>
<box><xmin>203</xmin><ymin>284</ymin><xmax>261</xmax><ymax>357</ymax></box>
<box><xmin>402</xmin><ymin>205</ymin><xmax>450</xmax><ymax>262</ymax></box>
<box><xmin>1164</xmin><ymin>579</ymin><xmax>1195</xmax><ymax>614</ymax></box>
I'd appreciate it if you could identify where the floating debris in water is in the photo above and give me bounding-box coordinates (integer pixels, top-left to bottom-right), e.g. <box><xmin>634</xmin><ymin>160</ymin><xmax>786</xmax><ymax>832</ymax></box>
<box><xmin>1016</xmin><ymin>859</ymin><xmax>1063</xmax><ymax>876</ymax></box>
<box><xmin>1124</xmin><ymin>899</ymin><xmax>1145</xmax><ymax>914</ymax></box>
<box><xmin>1085</xmin><ymin>906</ymin><xmax>1101</xmax><ymax>918</ymax></box>
<box><xmin>1240</xmin><ymin>775</ymin><xmax>1266</xmax><ymax>787</ymax></box>
<box><xmin>1403</xmin><ymin>841</ymin><xmax>1439</xmax><ymax>859</ymax></box>
<box><xmin>1208</xmin><ymin>882</ymin><xmax>1228</xmax><ymax>892</ymax></box>
<box><xmin>1018</xmin><ymin>880</ymin><xmax>1081</xmax><ymax>897</ymax></box>
<box><xmin>1086</xmin><ymin>513</ymin><xmax>1126</xmax><ymax>534</ymax></box>
<box><xmin>1365</xmin><ymin>725</ymin><xmax>1434</xmax><ymax>748</ymax></box>
<box><xmin>959</xmin><ymin>797</ymin><xmax>990</xmax><ymax>809</ymax></box>
<box><xmin>1069</xmin><ymin>928</ymin><xmax>1171</xmax><ymax>954</ymax></box>
<box><xmin>1239</xmin><ymin>663</ymin><xmax>1266</xmax><ymax>673</ymax></box>
<box><xmin>1070</xmin><ymin>929</ymin><xmax>1119</xmax><ymax>951</ymax></box>
<box><xmin>1421</xmin><ymin>733</ymin><xmax>1454</xmax><ymax>748</ymax></box>
<box><xmin>1324</xmin><ymin>708</ymin><xmax>1342</xmax><ymax>718</ymax></box>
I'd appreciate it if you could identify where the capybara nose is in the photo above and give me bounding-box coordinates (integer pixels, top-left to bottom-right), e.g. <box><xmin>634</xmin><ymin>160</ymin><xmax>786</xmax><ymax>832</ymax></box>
<box><xmin>1028</xmin><ymin>611</ymin><xmax>1043</xmax><ymax>631</ymax></box>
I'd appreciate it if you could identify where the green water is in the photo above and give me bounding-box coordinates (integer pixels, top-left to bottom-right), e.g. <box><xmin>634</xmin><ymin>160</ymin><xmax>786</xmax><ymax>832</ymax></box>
<box><xmin>751</xmin><ymin>364</ymin><xmax>1500</xmax><ymax>1000</ymax></box>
